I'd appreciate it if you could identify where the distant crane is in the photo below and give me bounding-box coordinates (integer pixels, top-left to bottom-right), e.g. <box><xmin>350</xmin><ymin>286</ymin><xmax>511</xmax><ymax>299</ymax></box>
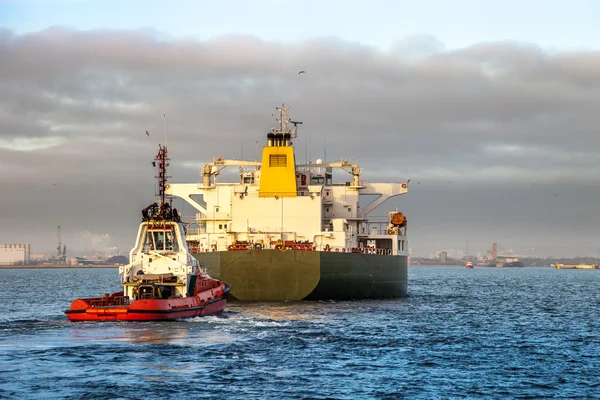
<box><xmin>57</xmin><ymin>226</ymin><xmax>67</xmax><ymax>264</ymax></box>
<box><xmin>57</xmin><ymin>226</ymin><xmax>62</xmax><ymax>262</ymax></box>
<box><xmin>486</xmin><ymin>242</ymin><xmax>520</xmax><ymax>266</ymax></box>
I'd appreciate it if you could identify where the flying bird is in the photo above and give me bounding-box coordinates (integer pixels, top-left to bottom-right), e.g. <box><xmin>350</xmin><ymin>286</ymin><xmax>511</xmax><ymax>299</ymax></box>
<box><xmin>448</xmin><ymin>180</ymin><xmax>453</xmax><ymax>183</ymax></box>
<box><xmin>298</xmin><ymin>70</ymin><xmax>306</xmax><ymax>75</ymax></box>
<box><xmin>553</xmin><ymin>193</ymin><xmax>559</xmax><ymax>196</ymax></box>
<box><xmin>145</xmin><ymin>130</ymin><xmax>150</xmax><ymax>136</ymax></box>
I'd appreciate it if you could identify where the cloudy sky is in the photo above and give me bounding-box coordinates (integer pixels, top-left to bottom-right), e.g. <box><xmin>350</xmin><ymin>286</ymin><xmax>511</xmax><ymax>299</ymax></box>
<box><xmin>1</xmin><ymin>0</ymin><xmax>599</xmax><ymax>258</ymax></box>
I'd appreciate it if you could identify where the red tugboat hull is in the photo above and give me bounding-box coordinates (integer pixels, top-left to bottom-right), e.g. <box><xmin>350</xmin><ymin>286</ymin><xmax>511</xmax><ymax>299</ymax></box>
<box><xmin>65</xmin><ymin>280</ymin><xmax>229</xmax><ymax>322</ymax></box>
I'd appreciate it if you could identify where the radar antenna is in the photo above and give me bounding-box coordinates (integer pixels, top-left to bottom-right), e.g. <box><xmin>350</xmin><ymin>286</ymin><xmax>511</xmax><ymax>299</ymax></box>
<box><xmin>290</xmin><ymin>120</ymin><xmax>303</xmax><ymax>139</ymax></box>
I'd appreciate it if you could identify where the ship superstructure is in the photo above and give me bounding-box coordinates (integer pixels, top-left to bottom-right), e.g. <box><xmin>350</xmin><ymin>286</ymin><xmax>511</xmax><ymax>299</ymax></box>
<box><xmin>167</xmin><ymin>104</ymin><xmax>409</xmax><ymax>300</ymax></box>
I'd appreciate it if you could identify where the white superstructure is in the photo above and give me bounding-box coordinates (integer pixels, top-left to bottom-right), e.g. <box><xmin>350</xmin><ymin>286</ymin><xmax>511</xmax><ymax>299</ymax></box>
<box><xmin>167</xmin><ymin>104</ymin><xmax>409</xmax><ymax>256</ymax></box>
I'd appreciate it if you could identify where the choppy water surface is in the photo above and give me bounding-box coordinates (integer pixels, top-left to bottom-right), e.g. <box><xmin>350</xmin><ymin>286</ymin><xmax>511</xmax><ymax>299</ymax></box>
<box><xmin>1</xmin><ymin>267</ymin><xmax>599</xmax><ymax>399</ymax></box>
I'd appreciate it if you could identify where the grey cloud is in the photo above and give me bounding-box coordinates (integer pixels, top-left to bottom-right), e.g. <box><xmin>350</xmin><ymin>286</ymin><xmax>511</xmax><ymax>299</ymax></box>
<box><xmin>1</xmin><ymin>27</ymin><xmax>599</xmax><ymax>257</ymax></box>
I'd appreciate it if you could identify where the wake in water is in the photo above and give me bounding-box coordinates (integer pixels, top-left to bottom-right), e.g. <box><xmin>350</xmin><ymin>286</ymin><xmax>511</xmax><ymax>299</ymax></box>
<box><xmin>1</xmin><ymin>267</ymin><xmax>600</xmax><ymax>399</ymax></box>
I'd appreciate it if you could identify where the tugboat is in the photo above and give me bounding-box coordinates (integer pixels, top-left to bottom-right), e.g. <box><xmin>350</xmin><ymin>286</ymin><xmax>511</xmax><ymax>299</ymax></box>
<box><xmin>65</xmin><ymin>145</ymin><xmax>230</xmax><ymax>321</ymax></box>
<box><xmin>466</xmin><ymin>261</ymin><xmax>474</xmax><ymax>269</ymax></box>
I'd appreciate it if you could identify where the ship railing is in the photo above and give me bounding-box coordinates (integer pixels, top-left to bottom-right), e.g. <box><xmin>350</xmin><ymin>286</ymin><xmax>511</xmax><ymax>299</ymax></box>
<box><xmin>185</xmin><ymin>227</ymin><xmax>207</xmax><ymax>236</ymax></box>
<box><xmin>234</xmin><ymin>190</ymin><xmax>260</xmax><ymax>198</ymax></box>
<box><xmin>183</xmin><ymin>212</ymin><xmax>232</xmax><ymax>222</ymax></box>
<box><xmin>358</xmin><ymin>226</ymin><xmax>407</xmax><ymax>236</ymax></box>
<box><xmin>90</xmin><ymin>295</ymin><xmax>130</xmax><ymax>307</ymax></box>
<box><xmin>322</xmin><ymin>247</ymin><xmax>393</xmax><ymax>255</ymax></box>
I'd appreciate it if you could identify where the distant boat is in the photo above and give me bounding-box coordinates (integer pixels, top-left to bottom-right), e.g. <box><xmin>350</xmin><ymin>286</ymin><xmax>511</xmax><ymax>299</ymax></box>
<box><xmin>466</xmin><ymin>261</ymin><xmax>474</xmax><ymax>269</ymax></box>
<box><xmin>555</xmin><ymin>263</ymin><xmax>598</xmax><ymax>269</ymax></box>
<box><xmin>502</xmin><ymin>261</ymin><xmax>525</xmax><ymax>268</ymax></box>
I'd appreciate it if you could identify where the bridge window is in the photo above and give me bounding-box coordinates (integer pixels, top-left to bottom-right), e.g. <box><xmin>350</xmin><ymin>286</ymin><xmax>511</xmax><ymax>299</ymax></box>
<box><xmin>160</xmin><ymin>228</ymin><xmax>178</xmax><ymax>251</ymax></box>
<box><xmin>144</xmin><ymin>228</ymin><xmax>179</xmax><ymax>252</ymax></box>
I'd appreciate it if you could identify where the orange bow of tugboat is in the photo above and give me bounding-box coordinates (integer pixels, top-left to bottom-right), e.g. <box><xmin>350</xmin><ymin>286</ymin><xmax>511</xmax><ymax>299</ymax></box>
<box><xmin>65</xmin><ymin>144</ymin><xmax>230</xmax><ymax>321</ymax></box>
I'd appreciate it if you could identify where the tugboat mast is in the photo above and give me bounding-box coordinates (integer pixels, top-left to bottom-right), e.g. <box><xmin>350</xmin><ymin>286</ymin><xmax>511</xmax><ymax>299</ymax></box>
<box><xmin>154</xmin><ymin>144</ymin><xmax>170</xmax><ymax>207</ymax></box>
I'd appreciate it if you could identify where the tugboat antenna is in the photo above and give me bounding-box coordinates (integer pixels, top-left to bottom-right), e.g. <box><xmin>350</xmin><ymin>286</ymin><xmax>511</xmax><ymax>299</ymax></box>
<box><xmin>163</xmin><ymin>113</ymin><xmax>167</xmax><ymax>149</ymax></box>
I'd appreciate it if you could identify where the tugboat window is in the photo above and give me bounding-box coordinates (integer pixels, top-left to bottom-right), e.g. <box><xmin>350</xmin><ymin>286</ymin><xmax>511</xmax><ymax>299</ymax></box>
<box><xmin>153</xmin><ymin>231</ymin><xmax>165</xmax><ymax>250</ymax></box>
<box><xmin>144</xmin><ymin>232</ymin><xmax>154</xmax><ymax>252</ymax></box>
<box><xmin>165</xmin><ymin>229</ymin><xmax>178</xmax><ymax>251</ymax></box>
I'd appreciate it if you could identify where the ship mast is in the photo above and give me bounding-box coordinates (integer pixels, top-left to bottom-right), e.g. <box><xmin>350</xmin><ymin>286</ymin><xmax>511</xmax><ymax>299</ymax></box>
<box><xmin>142</xmin><ymin>144</ymin><xmax>179</xmax><ymax>222</ymax></box>
<box><xmin>154</xmin><ymin>144</ymin><xmax>170</xmax><ymax>206</ymax></box>
<box><xmin>269</xmin><ymin>103</ymin><xmax>302</xmax><ymax>147</ymax></box>
<box><xmin>274</xmin><ymin>103</ymin><xmax>291</xmax><ymax>135</ymax></box>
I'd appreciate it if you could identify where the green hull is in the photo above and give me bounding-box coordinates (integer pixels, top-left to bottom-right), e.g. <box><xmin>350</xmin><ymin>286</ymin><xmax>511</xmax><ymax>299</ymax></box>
<box><xmin>192</xmin><ymin>250</ymin><xmax>408</xmax><ymax>301</ymax></box>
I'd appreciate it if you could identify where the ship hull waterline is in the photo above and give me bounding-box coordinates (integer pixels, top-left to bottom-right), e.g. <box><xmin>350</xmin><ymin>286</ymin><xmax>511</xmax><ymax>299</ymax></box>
<box><xmin>191</xmin><ymin>249</ymin><xmax>408</xmax><ymax>301</ymax></box>
<box><xmin>65</xmin><ymin>294</ymin><xmax>227</xmax><ymax>321</ymax></box>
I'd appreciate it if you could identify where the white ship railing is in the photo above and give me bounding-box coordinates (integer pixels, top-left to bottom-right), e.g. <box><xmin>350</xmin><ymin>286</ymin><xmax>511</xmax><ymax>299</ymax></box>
<box><xmin>322</xmin><ymin>247</ymin><xmax>394</xmax><ymax>255</ymax></box>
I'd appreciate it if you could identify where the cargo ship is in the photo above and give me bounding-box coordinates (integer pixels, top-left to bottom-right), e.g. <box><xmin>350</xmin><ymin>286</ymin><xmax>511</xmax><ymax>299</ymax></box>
<box><xmin>167</xmin><ymin>104</ymin><xmax>409</xmax><ymax>300</ymax></box>
<box><xmin>483</xmin><ymin>243</ymin><xmax>524</xmax><ymax>268</ymax></box>
<box><xmin>502</xmin><ymin>260</ymin><xmax>525</xmax><ymax>268</ymax></box>
<box><xmin>483</xmin><ymin>260</ymin><xmax>525</xmax><ymax>268</ymax></box>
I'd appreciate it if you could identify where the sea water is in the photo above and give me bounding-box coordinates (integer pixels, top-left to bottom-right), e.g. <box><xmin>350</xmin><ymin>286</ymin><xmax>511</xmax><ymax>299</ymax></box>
<box><xmin>0</xmin><ymin>267</ymin><xmax>599</xmax><ymax>399</ymax></box>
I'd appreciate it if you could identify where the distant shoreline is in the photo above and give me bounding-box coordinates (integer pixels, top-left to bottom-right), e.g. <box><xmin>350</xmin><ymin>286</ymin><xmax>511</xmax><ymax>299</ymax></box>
<box><xmin>409</xmin><ymin>264</ymin><xmax>554</xmax><ymax>268</ymax></box>
<box><xmin>0</xmin><ymin>264</ymin><xmax>118</xmax><ymax>269</ymax></box>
